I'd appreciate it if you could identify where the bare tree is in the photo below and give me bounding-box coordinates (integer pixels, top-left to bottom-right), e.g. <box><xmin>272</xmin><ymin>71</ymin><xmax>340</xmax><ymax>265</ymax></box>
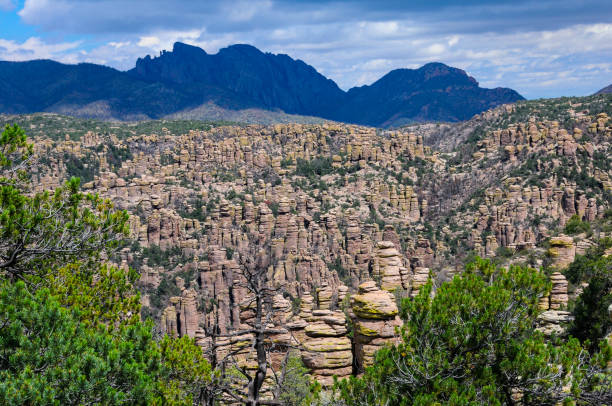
<box><xmin>196</xmin><ymin>296</ymin><xmax>227</xmax><ymax>406</ymax></box>
<box><xmin>196</xmin><ymin>240</ymin><xmax>304</xmax><ymax>406</ymax></box>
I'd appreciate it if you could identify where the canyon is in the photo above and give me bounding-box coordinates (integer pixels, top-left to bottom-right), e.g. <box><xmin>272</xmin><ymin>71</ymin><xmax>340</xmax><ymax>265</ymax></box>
<box><xmin>8</xmin><ymin>93</ymin><xmax>612</xmax><ymax>391</ymax></box>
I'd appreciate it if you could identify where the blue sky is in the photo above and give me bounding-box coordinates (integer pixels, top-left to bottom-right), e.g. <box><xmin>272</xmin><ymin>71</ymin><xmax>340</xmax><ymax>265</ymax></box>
<box><xmin>1</xmin><ymin>0</ymin><xmax>611</xmax><ymax>98</ymax></box>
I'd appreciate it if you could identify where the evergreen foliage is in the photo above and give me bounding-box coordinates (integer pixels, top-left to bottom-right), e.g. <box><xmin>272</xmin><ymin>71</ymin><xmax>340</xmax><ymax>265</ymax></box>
<box><xmin>277</xmin><ymin>354</ymin><xmax>320</xmax><ymax>406</ymax></box>
<box><xmin>0</xmin><ymin>124</ymin><xmax>211</xmax><ymax>405</ymax></box>
<box><xmin>565</xmin><ymin>214</ymin><xmax>593</xmax><ymax>235</ymax></box>
<box><xmin>335</xmin><ymin>258</ymin><xmax>611</xmax><ymax>405</ymax></box>
<box><xmin>566</xmin><ymin>238</ymin><xmax>612</xmax><ymax>352</ymax></box>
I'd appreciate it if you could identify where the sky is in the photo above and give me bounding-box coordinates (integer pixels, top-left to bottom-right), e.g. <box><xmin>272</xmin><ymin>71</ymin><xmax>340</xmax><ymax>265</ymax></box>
<box><xmin>1</xmin><ymin>0</ymin><xmax>611</xmax><ymax>99</ymax></box>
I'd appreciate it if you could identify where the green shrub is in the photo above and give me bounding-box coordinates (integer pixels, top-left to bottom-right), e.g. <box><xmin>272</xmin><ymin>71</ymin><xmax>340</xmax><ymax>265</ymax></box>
<box><xmin>496</xmin><ymin>245</ymin><xmax>514</xmax><ymax>258</ymax></box>
<box><xmin>564</xmin><ymin>214</ymin><xmax>591</xmax><ymax>235</ymax></box>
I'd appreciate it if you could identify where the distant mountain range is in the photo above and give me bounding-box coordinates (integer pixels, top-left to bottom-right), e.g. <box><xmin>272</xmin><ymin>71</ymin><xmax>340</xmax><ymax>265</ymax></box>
<box><xmin>0</xmin><ymin>42</ymin><xmax>525</xmax><ymax>126</ymax></box>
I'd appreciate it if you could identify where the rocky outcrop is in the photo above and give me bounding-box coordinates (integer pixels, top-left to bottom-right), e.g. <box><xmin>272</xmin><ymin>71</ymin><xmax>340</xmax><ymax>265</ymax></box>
<box><xmin>537</xmin><ymin>310</ymin><xmax>573</xmax><ymax>336</ymax></box>
<box><xmin>300</xmin><ymin>307</ymin><xmax>352</xmax><ymax>386</ymax></box>
<box><xmin>351</xmin><ymin>281</ymin><xmax>401</xmax><ymax>372</ymax></box>
<box><xmin>410</xmin><ymin>267</ymin><xmax>430</xmax><ymax>297</ymax></box>
<box><xmin>548</xmin><ymin>236</ymin><xmax>576</xmax><ymax>269</ymax></box>
<box><xmin>161</xmin><ymin>288</ymin><xmax>201</xmax><ymax>338</ymax></box>
<box><xmin>372</xmin><ymin>241</ymin><xmax>407</xmax><ymax>291</ymax></box>
<box><xmin>549</xmin><ymin>272</ymin><xmax>569</xmax><ymax>310</ymax></box>
<box><xmin>536</xmin><ymin>271</ymin><xmax>571</xmax><ymax>336</ymax></box>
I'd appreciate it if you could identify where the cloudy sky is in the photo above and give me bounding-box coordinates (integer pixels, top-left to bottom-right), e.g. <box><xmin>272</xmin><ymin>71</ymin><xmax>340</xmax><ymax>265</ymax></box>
<box><xmin>1</xmin><ymin>0</ymin><xmax>611</xmax><ymax>98</ymax></box>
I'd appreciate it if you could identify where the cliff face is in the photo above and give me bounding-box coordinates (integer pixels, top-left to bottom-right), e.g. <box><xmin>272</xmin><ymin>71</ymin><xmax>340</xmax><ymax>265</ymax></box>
<box><xmin>20</xmin><ymin>93</ymin><xmax>612</xmax><ymax>386</ymax></box>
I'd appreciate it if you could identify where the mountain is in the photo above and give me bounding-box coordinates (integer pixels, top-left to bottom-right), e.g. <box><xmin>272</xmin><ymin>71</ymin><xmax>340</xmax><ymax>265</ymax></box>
<box><xmin>336</xmin><ymin>63</ymin><xmax>523</xmax><ymax>127</ymax></box>
<box><xmin>129</xmin><ymin>42</ymin><xmax>346</xmax><ymax>118</ymax></box>
<box><xmin>595</xmin><ymin>84</ymin><xmax>612</xmax><ymax>95</ymax></box>
<box><xmin>0</xmin><ymin>42</ymin><xmax>524</xmax><ymax>126</ymax></box>
<box><xmin>0</xmin><ymin>58</ymin><xmax>266</xmax><ymax>121</ymax></box>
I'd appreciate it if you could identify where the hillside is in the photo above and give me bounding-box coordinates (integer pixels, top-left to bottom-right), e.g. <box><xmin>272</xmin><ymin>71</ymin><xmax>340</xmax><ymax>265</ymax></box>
<box><xmin>596</xmin><ymin>84</ymin><xmax>612</xmax><ymax>95</ymax></box>
<box><xmin>18</xmin><ymin>93</ymin><xmax>612</xmax><ymax>388</ymax></box>
<box><xmin>0</xmin><ymin>43</ymin><xmax>523</xmax><ymax>126</ymax></box>
<box><xmin>0</xmin><ymin>59</ymin><xmax>206</xmax><ymax>120</ymax></box>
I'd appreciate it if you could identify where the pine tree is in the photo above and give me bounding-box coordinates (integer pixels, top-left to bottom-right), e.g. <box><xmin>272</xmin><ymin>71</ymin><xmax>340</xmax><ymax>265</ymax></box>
<box><xmin>336</xmin><ymin>258</ymin><xmax>611</xmax><ymax>405</ymax></box>
<box><xmin>0</xmin><ymin>124</ymin><xmax>212</xmax><ymax>405</ymax></box>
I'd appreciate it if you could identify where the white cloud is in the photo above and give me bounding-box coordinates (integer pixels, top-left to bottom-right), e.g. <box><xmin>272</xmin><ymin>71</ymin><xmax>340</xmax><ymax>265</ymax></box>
<box><xmin>361</xmin><ymin>59</ymin><xmax>392</xmax><ymax>70</ymax></box>
<box><xmin>0</xmin><ymin>0</ymin><xmax>15</xmax><ymax>11</ymax></box>
<box><xmin>108</xmin><ymin>41</ymin><xmax>130</xmax><ymax>49</ymax></box>
<box><xmin>137</xmin><ymin>36</ymin><xmax>160</xmax><ymax>48</ymax></box>
<box><xmin>359</xmin><ymin>21</ymin><xmax>400</xmax><ymax>37</ymax></box>
<box><xmin>425</xmin><ymin>43</ymin><xmax>446</xmax><ymax>56</ymax></box>
<box><xmin>18</xmin><ymin>0</ymin><xmax>72</xmax><ymax>22</ymax></box>
<box><xmin>0</xmin><ymin>37</ymin><xmax>81</xmax><ymax>61</ymax></box>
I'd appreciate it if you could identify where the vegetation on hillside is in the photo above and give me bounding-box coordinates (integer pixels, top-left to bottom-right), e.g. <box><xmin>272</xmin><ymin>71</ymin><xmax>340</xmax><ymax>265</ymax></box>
<box><xmin>1</xmin><ymin>91</ymin><xmax>612</xmax><ymax>405</ymax></box>
<box><xmin>0</xmin><ymin>113</ymin><xmax>236</xmax><ymax>141</ymax></box>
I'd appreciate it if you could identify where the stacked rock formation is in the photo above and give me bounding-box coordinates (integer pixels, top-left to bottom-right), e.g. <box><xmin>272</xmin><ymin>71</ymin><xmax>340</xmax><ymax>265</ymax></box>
<box><xmin>549</xmin><ymin>272</ymin><xmax>569</xmax><ymax>310</ymax></box>
<box><xmin>350</xmin><ymin>281</ymin><xmax>401</xmax><ymax>372</ymax></box>
<box><xmin>548</xmin><ymin>236</ymin><xmax>576</xmax><ymax>269</ymax></box>
<box><xmin>372</xmin><ymin>241</ymin><xmax>408</xmax><ymax>291</ymax></box>
<box><xmin>537</xmin><ymin>271</ymin><xmax>571</xmax><ymax>336</ymax></box>
<box><xmin>300</xmin><ymin>299</ymin><xmax>353</xmax><ymax>386</ymax></box>
<box><xmin>410</xmin><ymin>267</ymin><xmax>431</xmax><ymax>297</ymax></box>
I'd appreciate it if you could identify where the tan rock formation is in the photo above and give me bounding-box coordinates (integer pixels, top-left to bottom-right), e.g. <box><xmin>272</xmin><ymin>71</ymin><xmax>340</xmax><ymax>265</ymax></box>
<box><xmin>549</xmin><ymin>272</ymin><xmax>569</xmax><ymax>310</ymax></box>
<box><xmin>27</xmin><ymin>101</ymin><xmax>612</xmax><ymax>388</ymax></box>
<box><xmin>351</xmin><ymin>281</ymin><xmax>401</xmax><ymax>372</ymax></box>
<box><xmin>548</xmin><ymin>235</ymin><xmax>576</xmax><ymax>269</ymax></box>
<box><xmin>372</xmin><ymin>241</ymin><xmax>406</xmax><ymax>291</ymax></box>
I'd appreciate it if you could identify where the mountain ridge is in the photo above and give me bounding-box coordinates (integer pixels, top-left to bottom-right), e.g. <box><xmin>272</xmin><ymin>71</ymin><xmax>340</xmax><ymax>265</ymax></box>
<box><xmin>128</xmin><ymin>42</ymin><xmax>346</xmax><ymax>118</ymax></box>
<box><xmin>0</xmin><ymin>42</ymin><xmax>524</xmax><ymax>126</ymax></box>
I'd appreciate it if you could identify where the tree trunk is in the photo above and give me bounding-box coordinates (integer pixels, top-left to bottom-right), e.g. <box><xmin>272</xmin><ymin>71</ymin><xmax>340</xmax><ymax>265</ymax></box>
<box><xmin>247</xmin><ymin>289</ymin><xmax>267</xmax><ymax>406</ymax></box>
